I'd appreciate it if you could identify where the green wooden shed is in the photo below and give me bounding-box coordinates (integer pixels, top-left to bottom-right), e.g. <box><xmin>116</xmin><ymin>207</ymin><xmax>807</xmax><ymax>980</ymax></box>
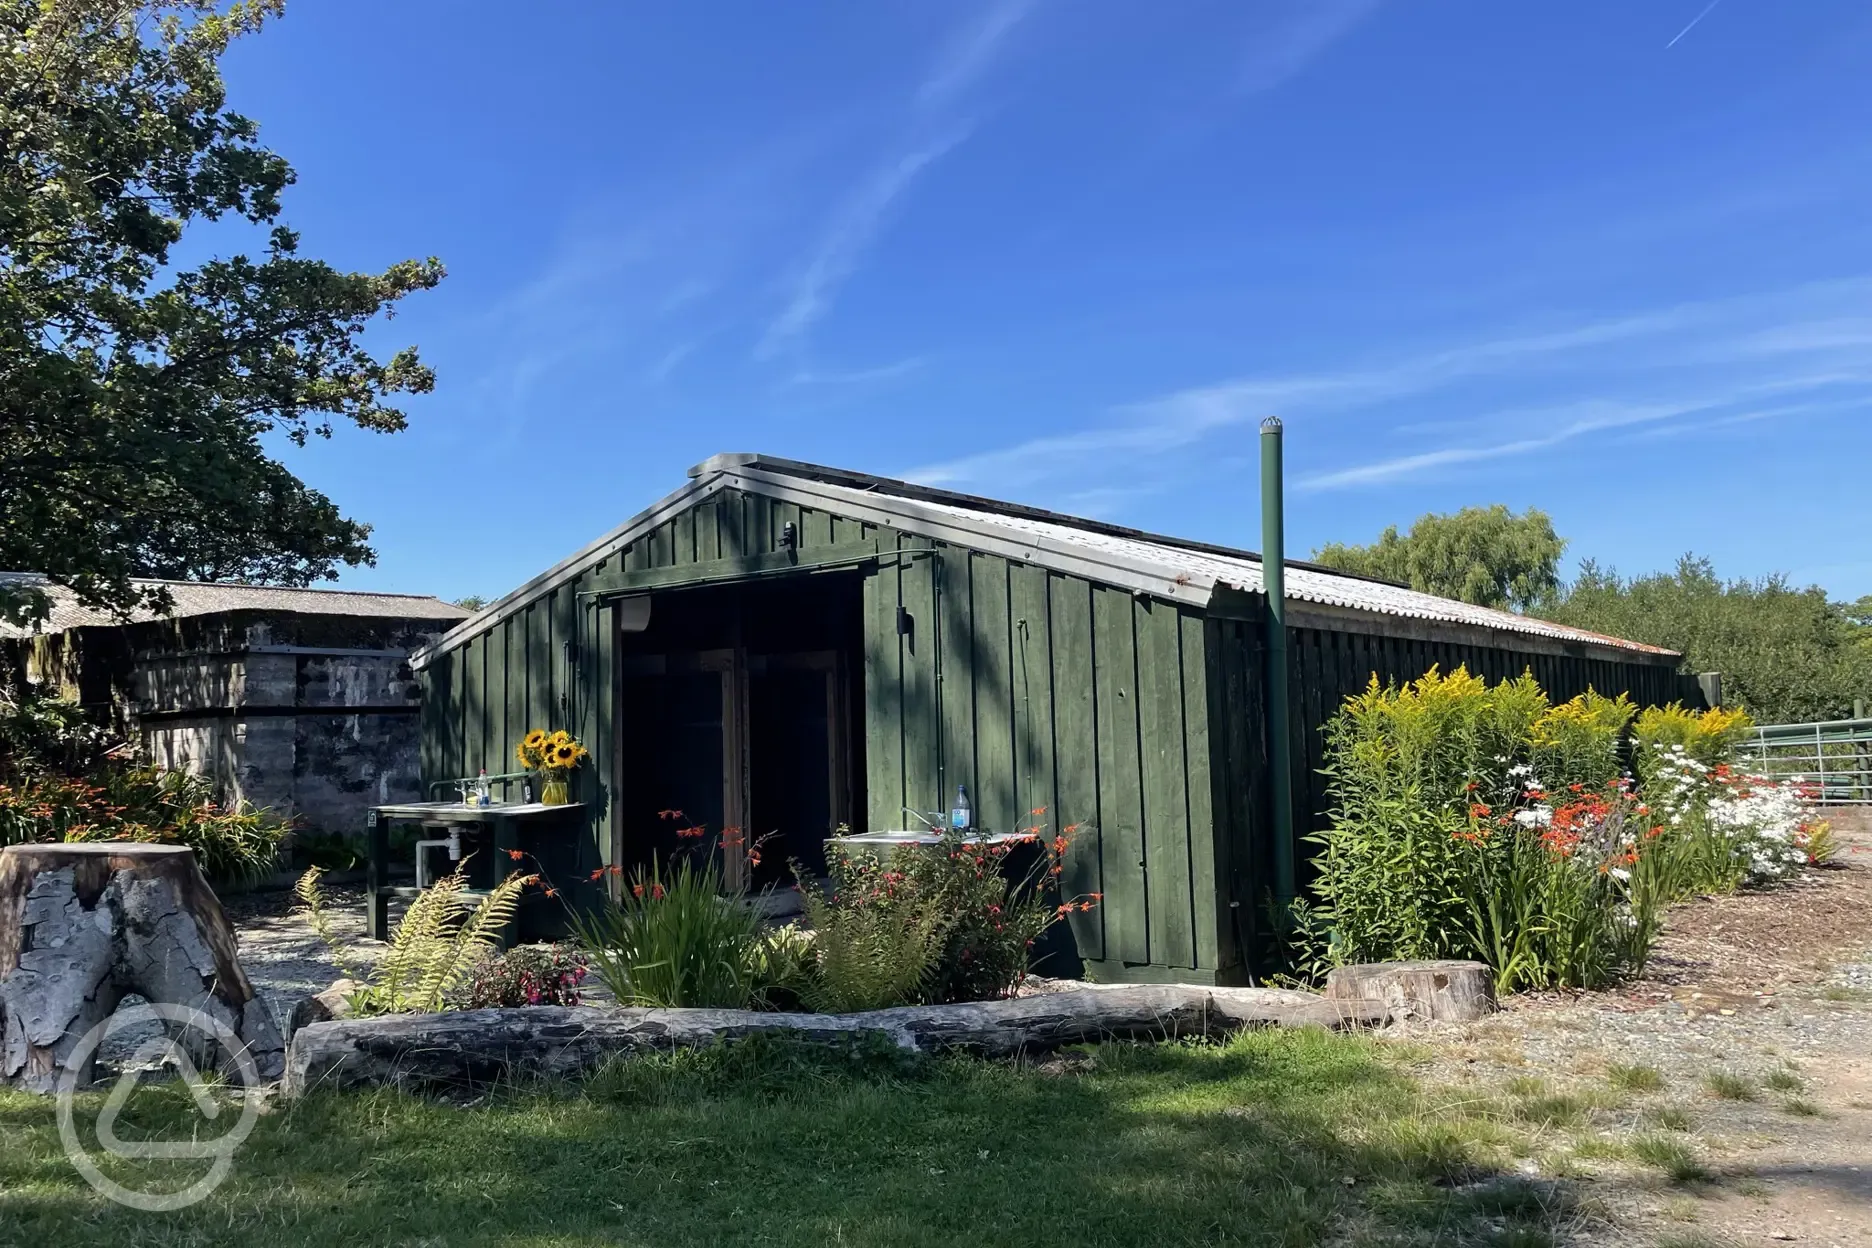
<box><xmin>408</xmin><ymin>453</ymin><xmax>1687</xmax><ymax>983</ymax></box>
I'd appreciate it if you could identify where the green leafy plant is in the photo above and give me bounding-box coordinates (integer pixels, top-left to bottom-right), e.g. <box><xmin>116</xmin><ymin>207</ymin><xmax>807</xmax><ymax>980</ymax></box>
<box><xmin>795</xmin><ymin>873</ymin><xmax>948</xmax><ymax>1013</ymax></box>
<box><xmin>296</xmin><ymin>864</ymin><xmax>524</xmax><ymax>1015</ymax></box>
<box><xmin>570</xmin><ymin>856</ymin><xmax>763</xmax><ymax>1009</ymax></box>
<box><xmin>461</xmin><ymin>944</ymin><xmax>588</xmax><ymax>1009</ymax></box>
<box><xmin>0</xmin><ymin>765</ymin><xmax>286</xmax><ymax>886</ymax></box>
<box><xmin>799</xmin><ymin>823</ymin><xmax>1095</xmax><ymax>1011</ymax></box>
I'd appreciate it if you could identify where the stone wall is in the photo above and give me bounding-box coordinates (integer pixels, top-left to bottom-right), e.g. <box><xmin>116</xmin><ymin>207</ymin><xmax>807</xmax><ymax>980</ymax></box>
<box><xmin>16</xmin><ymin>610</ymin><xmax>455</xmax><ymax>836</ymax></box>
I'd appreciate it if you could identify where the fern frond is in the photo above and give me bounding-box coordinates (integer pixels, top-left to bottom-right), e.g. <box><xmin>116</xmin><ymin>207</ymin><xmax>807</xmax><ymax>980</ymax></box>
<box><xmin>292</xmin><ymin>866</ymin><xmax>366</xmax><ymax>982</ymax></box>
<box><xmin>411</xmin><ymin>873</ymin><xmax>526</xmax><ymax>1011</ymax></box>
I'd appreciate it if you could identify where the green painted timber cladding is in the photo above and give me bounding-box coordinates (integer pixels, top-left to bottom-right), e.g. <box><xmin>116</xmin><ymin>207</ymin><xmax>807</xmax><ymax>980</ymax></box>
<box><xmin>419</xmin><ymin>482</ymin><xmax>1688</xmax><ymax>981</ymax></box>
<box><xmin>861</xmin><ymin>538</ymin><xmax>1219</xmax><ymax>977</ymax></box>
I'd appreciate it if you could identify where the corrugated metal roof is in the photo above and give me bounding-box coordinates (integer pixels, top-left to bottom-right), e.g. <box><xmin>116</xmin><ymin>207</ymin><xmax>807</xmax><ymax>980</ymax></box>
<box><xmin>793</xmin><ymin>478</ymin><xmax>1674</xmax><ymax>655</ymax></box>
<box><xmin>409</xmin><ymin>453</ymin><xmax>1677</xmax><ymax>667</ymax></box>
<box><xmin>0</xmin><ymin>576</ymin><xmax>469</xmax><ymax>638</ymax></box>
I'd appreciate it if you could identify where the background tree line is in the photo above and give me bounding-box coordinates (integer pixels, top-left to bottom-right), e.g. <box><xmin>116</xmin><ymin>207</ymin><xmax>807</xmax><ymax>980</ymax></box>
<box><xmin>1314</xmin><ymin>505</ymin><xmax>1872</xmax><ymax>724</ymax></box>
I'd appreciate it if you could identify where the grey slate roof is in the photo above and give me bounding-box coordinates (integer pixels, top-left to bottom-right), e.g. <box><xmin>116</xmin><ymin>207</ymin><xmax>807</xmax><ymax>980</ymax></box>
<box><xmin>410</xmin><ymin>453</ymin><xmax>1676</xmax><ymax>669</ymax></box>
<box><xmin>0</xmin><ymin>576</ymin><xmax>469</xmax><ymax>639</ymax></box>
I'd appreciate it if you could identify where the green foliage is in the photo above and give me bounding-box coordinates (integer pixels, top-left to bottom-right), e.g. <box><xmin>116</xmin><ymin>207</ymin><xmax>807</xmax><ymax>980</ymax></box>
<box><xmin>0</xmin><ymin>1</ymin><xmax>444</xmax><ymax>627</ymax></box>
<box><xmin>1631</xmin><ymin>703</ymin><xmax>1753</xmax><ymax>783</ymax></box>
<box><xmin>0</xmin><ymin>764</ymin><xmax>285</xmax><ymax>886</ymax></box>
<box><xmin>461</xmin><ymin>944</ymin><xmax>589</xmax><ymax>1009</ymax></box>
<box><xmin>0</xmin><ymin>686</ymin><xmax>113</xmax><ymax>780</ymax></box>
<box><xmin>1313</xmin><ymin>504</ymin><xmax>1566</xmax><ymax>611</ymax></box>
<box><xmin>1629</xmin><ymin>1134</ymin><xmax>1708</xmax><ymax>1182</ymax></box>
<box><xmin>1702</xmin><ymin>1071</ymin><xmax>1756</xmax><ymax>1101</ymax></box>
<box><xmin>570</xmin><ymin>856</ymin><xmax>764</xmax><ymax>1009</ymax></box>
<box><xmin>297</xmin><ymin>864</ymin><xmax>523</xmax><ymax>1014</ymax></box>
<box><xmin>1606</xmin><ymin>1063</ymin><xmax>1665</xmax><ymax>1093</ymax></box>
<box><xmin>796</xmin><ymin>862</ymin><xmax>947</xmax><ymax>1013</ymax></box>
<box><xmin>1546</xmin><ymin>556</ymin><xmax>1872</xmax><ymax>723</ymax></box>
<box><xmin>1309</xmin><ymin>667</ymin><xmax>1629</xmax><ymax>978</ymax></box>
<box><xmin>799</xmin><ymin>827</ymin><xmax>1089</xmax><ymax>1011</ymax></box>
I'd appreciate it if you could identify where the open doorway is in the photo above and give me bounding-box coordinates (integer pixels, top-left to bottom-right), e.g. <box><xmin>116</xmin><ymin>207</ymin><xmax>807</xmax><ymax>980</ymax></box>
<box><xmin>612</xmin><ymin>574</ymin><xmax>864</xmax><ymax>892</ymax></box>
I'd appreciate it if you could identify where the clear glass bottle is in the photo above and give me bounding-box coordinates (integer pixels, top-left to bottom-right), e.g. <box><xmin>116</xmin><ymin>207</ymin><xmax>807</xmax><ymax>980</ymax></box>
<box><xmin>950</xmin><ymin>783</ymin><xmax>972</xmax><ymax>833</ymax></box>
<box><xmin>474</xmin><ymin>768</ymin><xmax>491</xmax><ymax>807</ymax></box>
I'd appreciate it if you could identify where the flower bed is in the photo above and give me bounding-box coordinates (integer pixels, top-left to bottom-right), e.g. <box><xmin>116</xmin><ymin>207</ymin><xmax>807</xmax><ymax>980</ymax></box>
<box><xmin>1296</xmin><ymin>667</ymin><xmax>1831</xmax><ymax>993</ymax></box>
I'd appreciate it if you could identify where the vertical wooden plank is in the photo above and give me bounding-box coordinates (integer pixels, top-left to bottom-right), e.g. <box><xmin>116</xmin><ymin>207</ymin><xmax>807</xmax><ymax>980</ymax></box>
<box><xmin>554</xmin><ymin>581</ymin><xmax>577</xmax><ymax>745</ymax></box>
<box><xmin>695</xmin><ymin>498</ymin><xmax>720</xmax><ymax>563</ymax></box>
<box><xmin>749</xmin><ymin>496</ymin><xmax>773</xmax><ymax>555</ymax></box>
<box><xmin>449</xmin><ymin>639</ymin><xmax>468</xmax><ymax>784</ymax></box>
<box><xmin>594</xmin><ymin>598</ymin><xmax>616</xmax><ymax>875</ymax></box>
<box><xmin>808</xmin><ymin>505</ymin><xmax>835</xmax><ymax>548</ymax></box>
<box><xmin>675</xmin><ymin>509</ymin><xmax>697</xmax><ymax>566</ymax></box>
<box><xmin>1177</xmin><ymin>611</ymin><xmax>1218</xmax><ymax>973</ymax></box>
<box><xmin>1049</xmin><ymin>574</ymin><xmax>1103</xmax><ymax>962</ymax></box>
<box><xmin>898</xmin><ymin>540</ymin><xmax>941</xmax><ymax>821</ymax></box>
<box><xmin>526</xmin><ymin>602</ymin><xmax>551</xmax><ymax>737</ymax></box>
<box><xmin>1093</xmin><ymin>584</ymin><xmax>1148</xmax><ymax>966</ymax></box>
<box><xmin>863</xmin><ymin>552</ymin><xmax>905</xmax><ymax>833</ymax></box>
<box><xmin>1135</xmin><ymin>597</ymin><xmax>1195</xmax><ymax>971</ymax></box>
<box><xmin>1009</xmin><ymin>563</ymin><xmax>1058</xmax><ymax>840</ymax></box>
<box><xmin>972</xmin><ymin>555</ymin><xmax>1016</xmax><ymax>835</ymax></box>
<box><xmin>937</xmin><ymin>548</ymin><xmax>976</xmax><ymax>819</ymax></box>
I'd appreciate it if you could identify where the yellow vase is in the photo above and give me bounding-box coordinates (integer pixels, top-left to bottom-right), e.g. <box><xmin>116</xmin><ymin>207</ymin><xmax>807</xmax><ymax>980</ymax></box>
<box><xmin>541</xmin><ymin>776</ymin><xmax>570</xmax><ymax>806</ymax></box>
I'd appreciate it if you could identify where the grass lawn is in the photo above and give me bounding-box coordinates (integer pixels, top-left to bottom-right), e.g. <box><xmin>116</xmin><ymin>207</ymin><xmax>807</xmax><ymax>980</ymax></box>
<box><xmin>0</xmin><ymin>1029</ymin><xmax>1571</xmax><ymax>1248</ymax></box>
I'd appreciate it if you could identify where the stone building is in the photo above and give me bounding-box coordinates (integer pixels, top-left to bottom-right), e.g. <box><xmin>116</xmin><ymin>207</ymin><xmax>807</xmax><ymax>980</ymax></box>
<box><xmin>1</xmin><ymin>577</ymin><xmax>468</xmax><ymax>835</ymax></box>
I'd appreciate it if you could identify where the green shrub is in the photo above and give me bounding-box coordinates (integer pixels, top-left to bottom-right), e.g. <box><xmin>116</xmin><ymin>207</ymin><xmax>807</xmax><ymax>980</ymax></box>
<box><xmin>297</xmin><ymin>865</ymin><xmax>526</xmax><ymax>1014</ymax></box>
<box><xmin>571</xmin><ymin>856</ymin><xmax>764</xmax><ymax>1009</ymax></box>
<box><xmin>1631</xmin><ymin>704</ymin><xmax>1752</xmax><ymax>784</ymax></box>
<box><xmin>0</xmin><ymin>765</ymin><xmax>286</xmax><ymax>886</ymax></box>
<box><xmin>461</xmin><ymin>944</ymin><xmax>588</xmax><ymax>1008</ymax></box>
<box><xmin>799</xmin><ymin>827</ymin><xmax>1091</xmax><ymax>1011</ymax></box>
<box><xmin>0</xmin><ymin>687</ymin><xmax>112</xmax><ymax>780</ymax></box>
<box><xmin>1308</xmin><ymin>667</ymin><xmax>1646</xmax><ymax>988</ymax></box>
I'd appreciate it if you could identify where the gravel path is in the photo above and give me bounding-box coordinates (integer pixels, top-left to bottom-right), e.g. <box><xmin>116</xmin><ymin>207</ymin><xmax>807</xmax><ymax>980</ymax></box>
<box><xmin>1391</xmin><ymin>825</ymin><xmax>1872</xmax><ymax>1247</ymax></box>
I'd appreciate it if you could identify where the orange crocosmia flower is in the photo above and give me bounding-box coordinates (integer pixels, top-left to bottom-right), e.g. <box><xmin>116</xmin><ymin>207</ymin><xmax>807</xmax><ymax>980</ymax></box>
<box><xmin>544</xmin><ymin>887</ymin><xmax>558</xmax><ymax>898</ymax></box>
<box><xmin>1030</xmin><ymin>806</ymin><xmax>1048</xmax><ymax>816</ymax></box>
<box><xmin>651</xmin><ymin>884</ymin><xmax>667</xmax><ymax>900</ymax></box>
<box><xmin>631</xmin><ymin>883</ymin><xmax>645</xmax><ymax>898</ymax></box>
<box><xmin>589</xmin><ymin>868</ymin><xmax>606</xmax><ymax>881</ymax></box>
<box><xmin>507</xmin><ymin>849</ymin><xmax>526</xmax><ymax>860</ymax></box>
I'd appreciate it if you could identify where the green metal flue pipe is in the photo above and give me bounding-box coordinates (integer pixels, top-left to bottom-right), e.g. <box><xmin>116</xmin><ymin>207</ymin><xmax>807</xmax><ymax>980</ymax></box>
<box><xmin>1261</xmin><ymin>416</ymin><xmax>1295</xmax><ymax>909</ymax></box>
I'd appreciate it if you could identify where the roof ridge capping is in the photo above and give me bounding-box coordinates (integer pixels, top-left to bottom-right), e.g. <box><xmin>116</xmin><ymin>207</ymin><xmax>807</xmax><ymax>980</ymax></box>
<box><xmin>686</xmin><ymin>452</ymin><xmax>1400</xmax><ymax>587</ymax></box>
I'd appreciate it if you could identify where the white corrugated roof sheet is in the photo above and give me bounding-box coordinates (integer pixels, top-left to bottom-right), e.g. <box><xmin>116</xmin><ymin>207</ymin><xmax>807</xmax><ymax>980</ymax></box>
<box><xmin>795</xmin><ymin>476</ymin><xmax>1674</xmax><ymax>656</ymax></box>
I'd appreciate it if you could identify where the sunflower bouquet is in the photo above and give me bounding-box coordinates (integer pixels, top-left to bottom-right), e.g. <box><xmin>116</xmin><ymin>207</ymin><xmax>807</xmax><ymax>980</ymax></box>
<box><xmin>516</xmin><ymin>729</ymin><xmax>588</xmax><ymax>805</ymax></box>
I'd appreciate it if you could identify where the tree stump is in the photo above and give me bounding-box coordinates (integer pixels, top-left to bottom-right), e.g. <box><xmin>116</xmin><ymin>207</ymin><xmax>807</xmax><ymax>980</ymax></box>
<box><xmin>1323</xmin><ymin>960</ymin><xmax>1497</xmax><ymax>1023</ymax></box>
<box><xmin>0</xmin><ymin>843</ymin><xmax>284</xmax><ymax>1092</ymax></box>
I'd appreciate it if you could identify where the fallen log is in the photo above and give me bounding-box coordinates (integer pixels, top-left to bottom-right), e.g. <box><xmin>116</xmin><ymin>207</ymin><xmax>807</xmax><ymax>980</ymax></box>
<box><xmin>0</xmin><ymin>843</ymin><xmax>285</xmax><ymax>1092</ymax></box>
<box><xmin>283</xmin><ymin>984</ymin><xmax>1388</xmax><ymax>1096</ymax></box>
<box><xmin>1323</xmin><ymin>960</ymin><xmax>1496</xmax><ymax>1023</ymax></box>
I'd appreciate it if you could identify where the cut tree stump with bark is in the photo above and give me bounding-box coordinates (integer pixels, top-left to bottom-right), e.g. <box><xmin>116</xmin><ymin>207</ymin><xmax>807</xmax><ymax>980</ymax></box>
<box><xmin>283</xmin><ymin>985</ymin><xmax>1391</xmax><ymax>1095</ymax></box>
<box><xmin>1323</xmin><ymin>961</ymin><xmax>1497</xmax><ymax>1023</ymax></box>
<box><xmin>0</xmin><ymin>843</ymin><xmax>285</xmax><ymax>1093</ymax></box>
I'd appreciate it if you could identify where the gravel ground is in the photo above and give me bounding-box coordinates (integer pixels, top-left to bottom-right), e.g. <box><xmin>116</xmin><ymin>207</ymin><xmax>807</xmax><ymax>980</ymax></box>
<box><xmin>1389</xmin><ymin>824</ymin><xmax>1872</xmax><ymax>1248</ymax></box>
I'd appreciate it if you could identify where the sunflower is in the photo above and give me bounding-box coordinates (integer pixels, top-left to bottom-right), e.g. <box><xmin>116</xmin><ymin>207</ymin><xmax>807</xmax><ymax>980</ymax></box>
<box><xmin>548</xmin><ymin>730</ymin><xmax>571</xmax><ymax>749</ymax></box>
<box><xmin>549</xmin><ymin>741</ymin><xmax>579</xmax><ymax>768</ymax></box>
<box><xmin>522</xmin><ymin>729</ymin><xmax>548</xmax><ymax>751</ymax></box>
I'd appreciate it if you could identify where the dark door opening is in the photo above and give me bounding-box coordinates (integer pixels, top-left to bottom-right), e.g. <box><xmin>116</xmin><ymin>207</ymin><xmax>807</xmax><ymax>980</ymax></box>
<box><xmin>612</xmin><ymin>575</ymin><xmax>864</xmax><ymax>891</ymax></box>
<box><xmin>747</xmin><ymin>653</ymin><xmax>843</xmax><ymax>886</ymax></box>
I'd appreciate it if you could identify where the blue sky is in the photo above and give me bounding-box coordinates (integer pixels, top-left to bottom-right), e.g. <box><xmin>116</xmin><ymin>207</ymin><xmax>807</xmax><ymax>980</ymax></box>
<box><xmin>221</xmin><ymin>0</ymin><xmax>1872</xmax><ymax>604</ymax></box>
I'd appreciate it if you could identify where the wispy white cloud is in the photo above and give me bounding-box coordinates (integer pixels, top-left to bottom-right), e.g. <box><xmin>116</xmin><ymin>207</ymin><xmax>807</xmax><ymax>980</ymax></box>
<box><xmin>757</xmin><ymin>130</ymin><xmax>969</xmax><ymax>359</ymax></box>
<box><xmin>920</xmin><ymin>0</ymin><xmax>1038</xmax><ymax>112</ymax></box>
<box><xmin>785</xmin><ymin>356</ymin><xmax>927</xmax><ymax>388</ymax></box>
<box><xmin>1237</xmin><ymin>0</ymin><xmax>1381</xmax><ymax>95</ymax></box>
<box><xmin>758</xmin><ymin>0</ymin><xmax>1035</xmax><ymax>360</ymax></box>
<box><xmin>908</xmin><ymin>277</ymin><xmax>1872</xmax><ymax>498</ymax></box>
<box><xmin>1296</xmin><ymin>385</ymin><xmax>1852</xmax><ymax>490</ymax></box>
